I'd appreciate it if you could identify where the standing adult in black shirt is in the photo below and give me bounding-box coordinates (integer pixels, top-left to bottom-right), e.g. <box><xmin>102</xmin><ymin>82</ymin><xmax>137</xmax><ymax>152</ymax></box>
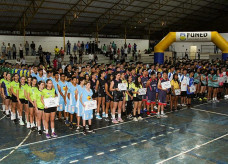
<box><xmin>30</xmin><ymin>41</ymin><xmax>36</xmax><ymax>56</ymax></box>
<box><xmin>64</xmin><ymin>65</ymin><xmax>74</xmax><ymax>77</ymax></box>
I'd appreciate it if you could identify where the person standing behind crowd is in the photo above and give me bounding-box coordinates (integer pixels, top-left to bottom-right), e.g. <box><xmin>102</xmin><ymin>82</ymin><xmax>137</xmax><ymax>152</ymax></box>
<box><xmin>30</xmin><ymin>41</ymin><xmax>36</xmax><ymax>56</ymax></box>
<box><xmin>1</xmin><ymin>42</ymin><xmax>6</xmax><ymax>57</ymax></box>
<box><xmin>67</xmin><ymin>40</ymin><xmax>71</xmax><ymax>55</ymax></box>
<box><xmin>81</xmin><ymin>41</ymin><xmax>84</xmax><ymax>52</ymax></box>
<box><xmin>12</xmin><ymin>44</ymin><xmax>16</xmax><ymax>59</ymax></box>
<box><xmin>7</xmin><ymin>43</ymin><xmax>12</xmax><ymax>60</ymax></box>
<box><xmin>85</xmin><ymin>42</ymin><xmax>89</xmax><ymax>54</ymax></box>
<box><xmin>25</xmin><ymin>41</ymin><xmax>29</xmax><ymax>56</ymax></box>
<box><xmin>73</xmin><ymin>43</ymin><xmax>77</xmax><ymax>55</ymax></box>
<box><xmin>128</xmin><ymin>43</ymin><xmax>131</xmax><ymax>54</ymax></box>
<box><xmin>19</xmin><ymin>44</ymin><xmax>23</xmax><ymax>59</ymax></box>
<box><xmin>42</xmin><ymin>79</ymin><xmax>58</xmax><ymax>139</ymax></box>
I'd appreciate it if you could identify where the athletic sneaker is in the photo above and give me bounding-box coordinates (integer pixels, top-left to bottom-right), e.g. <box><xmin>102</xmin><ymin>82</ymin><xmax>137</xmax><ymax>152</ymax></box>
<box><xmin>38</xmin><ymin>130</ymin><xmax>42</xmax><ymax>135</ymax></box>
<box><xmin>51</xmin><ymin>132</ymin><xmax>57</xmax><ymax>138</ymax></box>
<box><xmin>82</xmin><ymin>129</ymin><xmax>87</xmax><ymax>136</ymax></box>
<box><xmin>143</xmin><ymin>108</ymin><xmax>147</xmax><ymax>112</ymax></box>
<box><xmin>133</xmin><ymin>117</ymin><xmax>138</xmax><ymax>121</ymax></box>
<box><xmin>19</xmin><ymin>120</ymin><xmax>25</xmax><ymax>126</ymax></box>
<box><xmin>27</xmin><ymin>123</ymin><xmax>31</xmax><ymax>129</ymax></box>
<box><xmin>46</xmin><ymin>134</ymin><xmax>51</xmax><ymax>139</ymax></box>
<box><xmin>55</xmin><ymin>117</ymin><xmax>59</xmax><ymax>121</ymax></box>
<box><xmin>146</xmin><ymin>111</ymin><xmax>151</xmax><ymax>116</ymax></box>
<box><xmin>76</xmin><ymin>126</ymin><xmax>80</xmax><ymax>132</ymax></box>
<box><xmin>31</xmin><ymin>127</ymin><xmax>36</xmax><ymax>132</ymax></box>
<box><xmin>117</xmin><ymin>117</ymin><xmax>124</xmax><ymax>123</ymax></box>
<box><xmin>156</xmin><ymin>114</ymin><xmax>161</xmax><ymax>119</ymax></box>
<box><xmin>96</xmin><ymin>115</ymin><xmax>102</xmax><ymax>120</ymax></box>
<box><xmin>161</xmin><ymin>114</ymin><xmax>168</xmax><ymax>118</ymax></box>
<box><xmin>174</xmin><ymin>109</ymin><xmax>178</xmax><ymax>112</ymax></box>
<box><xmin>65</xmin><ymin>120</ymin><xmax>70</xmax><ymax>126</ymax></box>
<box><xmin>72</xmin><ymin>121</ymin><xmax>77</xmax><ymax>125</ymax></box>
<box><xmin>86</xmin><ymin>125</ymin><xmax>89</xmax><ymax>129</ymax></box>
<box><xmin>216</xmin><ymin>99</ymin><xmax>220</xmax><ymax>103</ymax></box>
<box><xmin>69</xmin><ymin>123</ymin><xmax>74</xmax><ymax>130</ymax></box>
<box><xmin>13</xmin><ymin>119</ymin><xmax>18</xmax><ymax>124</ymax></box>
<box><xmin>151</xmin><ymin>111</ymin><xmax>157</xmax><ymax>114</ymax></box>
<box><xmin>105</xmin><ymin>118</ymin><xmax>110</xmax><ymax>122</ymax></box>
<box><xmin>154</xmin><ymin>106</ymin><xmax>158</xmax><ymax>110</ymax></box>
<box><xmin>112</xmin><ymin>118</ymin><xmax>119</xmax><ymax>124</ymax></box>
<box><xmin>182</xmin><ymin>104</ymin><xmax>186</xmax><ymax>107</ymax></box>
<box><xmin>199</xmin><ymin>98</ymin><xmax>202</xmax><ymax>101</ymax></box>
<box><xmin>203</xmin><ymin>97</ymin><xmax>207</xmax><ymax>100</ymax></box>
<box><xmin>6</xmin><ymin>114</ymin><xmax>10</xmax><ymax>118</ymax></box>
<box><xmin>11</xmin><ymin>115</ymin><xmax>14</xmax><ymax>121</ymax></box>
<box><xmin>102</xmin><ymin>113</ymin><xmax>106</xmax><ymax>118</ymax></box>
<box><xmin>88</xmin><ymin>129</ymin><xmax>95</xmax><ymax>133</ymax></box>
<box><xmin>138</xmin><ymin>116</ymin><xmax>143</xmax><ymax>121</ymax></box>
<box><xmin>3</xmin><ymin>111</ymin><xmax>6</xmax><ymax>115</ymax></box>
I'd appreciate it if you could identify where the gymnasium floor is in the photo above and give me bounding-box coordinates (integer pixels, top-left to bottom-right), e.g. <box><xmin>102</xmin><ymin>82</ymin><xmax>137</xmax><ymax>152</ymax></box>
<box><xmin>0</xmin><ymin>99</ymin><xmax>228</xmax><ymax>164</ymax></box>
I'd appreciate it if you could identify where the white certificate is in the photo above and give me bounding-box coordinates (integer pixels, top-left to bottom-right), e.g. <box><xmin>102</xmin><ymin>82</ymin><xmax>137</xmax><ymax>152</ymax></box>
<box><xmin>138</xmin><ymin>88</ymin><xmax>147</xmax><ymax>95</ymax></box>
<box><xmin>44</xmin><ymin>97</ymin><xmax>59</xmax><ymax>108</ymax></box>
<box><xmin>175</xmin><ymin>89</ymin><xmax>181</xmax><ymax>95</ymax></box>
<box><xmin>118</xmin><ymin>83</ymin><xmax>127</xmax><ymax>91</ymax></box>
<box><xmin>161</xmin><ymin>81</ymin><xmax>171</xmax><ymax>89</ymax></box>
<box><xmin>189</xmin><ymin>86</ymin><xmax>196</xmax><ymax>93</ymax></box>
<box><xmin>84</xmin><ymin>100</ymin><xmax>97</xmax><ymax>111</ymax></box>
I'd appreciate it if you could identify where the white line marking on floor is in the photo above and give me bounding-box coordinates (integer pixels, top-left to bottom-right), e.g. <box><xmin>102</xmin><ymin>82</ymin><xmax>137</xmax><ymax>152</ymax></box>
<box><xmin>109</xmin><ymin>149</ymin><xmax>116</xmax><ymax>152</ymax></box>
<box><xmin>191</xmin><ymin>108</ymin><xmax>228</xmax><ymax>117</ymax></box>
<box><xmin>151</xmin><ymin>137</ymin><xmax>156</xmax><ymax>139</ymax></box>
<box><xmin>131</xmin><ymin>143</ymin><xmax>137</xmax><ymax>146</ymax></box>
<box><xmin>158</xmin><ymin>134</ymin><xmax>165</xmax><ymax>137</ymax></box>
<box><xmin>69</xmin><ymin>160</ymin><xmax>79</xmax><ymax>163</ymax></box>
<box><xmin>114</xmin><ymin>130</ymin><xmax>120</xmax><ymax>132</ymax></box>
<box><xmin>168</xmin><ymin>132</ymin><xmax>172</xmax><ymax>134</ymax></box>
<box><xmin>121</xmin><ymin>146</ymin><xmax>127</xmax><ymax>149</ymax></box>
<box><xmin>173</xmin><ymin>129</ymin><xmax>179</xmax><ymax>132</ymax></box>
<box><xmin>84</xmin><ymin>156</ymin><xmax>93</xmax><ymax>159</ymax></box>
<box><xmin>169</xmin><ymin>127</ymin><xmax>174</xmax><ymax>129</ymax></box>
<box><xmin>160</xmin><ymin>125</ymin><xmax>165</xmax><ymax>127</ymax></box>
<box><xmin>0</xmin><ymin>115</ymin><xmax>6</xmax><ymax>121</ymax></box>
<box><xmin>141</xmin><ymin>140</ymin><xmax>147</xmax><ymax>143</ymax></box>
<box><xmin>156</xmin><ymin>133</ymin><xmax>228</xmax><ymax>164</ymax></box>
<box><xmin>0</xmin><ymin>130</ymin><xmax>31</xmax><ymax>162</ymax></box>
<box><xmin>97</xmin><ymin>152</ymin><xmax>104</xmax><ymax>156</ymax></box>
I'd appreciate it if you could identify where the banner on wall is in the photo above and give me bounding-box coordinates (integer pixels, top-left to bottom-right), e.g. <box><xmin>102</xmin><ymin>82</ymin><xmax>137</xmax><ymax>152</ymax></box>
<box><xmin>176</xmin><ymin>32</ymin><xmax>211</xmax><ymax>42</ymax></box>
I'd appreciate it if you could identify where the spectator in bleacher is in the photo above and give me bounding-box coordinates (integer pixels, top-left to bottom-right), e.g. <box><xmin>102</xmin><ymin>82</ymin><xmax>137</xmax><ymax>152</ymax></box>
<box><xmin>85</xmin><ymin>42</ymin><xmax>89</xmax><ymax>54</ymax></box>
<box><xmin>81</xmin><ymin>41</ymin><xmax>85</xmax><ymax>52</ymax></box>
<box><xmin>89</xmin><ymin>41</ymin><xmax>92</xmax><ymax>54</ymax></box>
<box><xmin>1</xmin><ymin>42</ymin><xmax>6</xmax><ymax>58</ymax></box>
<box><xmin>60</xmin><ymin>47</ymin><xmax>64</xmax><ymax>60</ymax></box>
<box><xmin>67</xmin><ymin>40</ymin><xmax>71</xmax><ymax>55</ymax></box>
<box><xmin>92</xmin><ymin>41</ymin><xmax>95</xmax><ymax>54</ymax></box>
<box><xmin>19</xmin><ymin>44</ymin><xmax>23</xmax><ymax>59</ymax></box>
<box><xmin>124</xmin><ymin>45</ymin><xmax>128</xmax><ymax>59</ymax></box>
<box><xmin>57</xmin><ymin>55</ymin><xmax>62</xmax><ymax>69</ymax></box>
<box><xmin>46</xmin><ymin>53</ymin><xmax>51</xmax><ymax>66</ymax></box>
<box><xmin>21</xmin><ymin>57</ymin><xmax>26</xmax><ymax>64</ymax></box>
<box><xmin>7</xmin><ymin>43</ymin><xmax>12</xmax><ymax>60</ymax></box>
<box><xmin>12</xmin><ymin>44</ymin><xmax>16</xmax><ymax>59</ymax></box>
<box><xmin>103</xmin><ymin>44</ymin><xmax>107</xmax><ymax>55</ymax></box>
<box><xmin>73</xmin><ymin>54</ymin><xmax>77</xmax><ymax>64</ymax></box>
<box><xmin>53</xmin><ymin>57</ymin><xmax>57</xmax><ymax>70</ymax></box>
<box><xmin>33</xmin><ymin>57</ymin><xmax>39</xmax><ymax>66</ymax></box>
<box><xmin>128</xmin><ymin>43</ymin><xmax>131</xmax><ymax>54</ymax></box>
<box><xmin>69</xmin><ymin>54</ymin><xmax>73</xmax><ymax>66</ymax></box>
<box><xmin>38</xmin><ymin>45</ymin><xmax>43</xmax><ymax>55</ymax></box>
<box><xmin>77</xmin><ymin>41</ymin><xmax>81</xmax><ymax>51</ymax></box>
<box><xmin>54</xmin><ymin>46</ymin><xmax>60</xmax><ymax>56</ymax></box>
<box><xmin>138</xmin><ymin>50</ymin><xmax>141</xmax><ymax>61</ymax></box>
<box><xmin>30</xmin><ymin>41</ymin><xmax>36</xmax><ymax>56</ymax></box>
<box><xmin>25</xmin><ymin>41</ymin><xmax>29</xmax><ymax>56</ymax></box>
<box><xmin>73</xmin><ymin>43</ymin><xmax>77</xmax><ymax>55</ymax></box>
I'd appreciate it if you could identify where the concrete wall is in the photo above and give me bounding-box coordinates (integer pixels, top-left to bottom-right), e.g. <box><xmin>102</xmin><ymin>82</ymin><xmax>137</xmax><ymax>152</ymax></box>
<box><xmin>0</xmin><ymin>35</ymin><xmax>149</xmax><ymax>54</ymax></box>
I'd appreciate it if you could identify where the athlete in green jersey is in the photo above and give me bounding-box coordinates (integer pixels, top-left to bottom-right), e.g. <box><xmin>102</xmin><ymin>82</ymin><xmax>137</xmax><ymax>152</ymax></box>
<box><xmin>10</xmin><ymin>74</ymin><xmax>19</xmax><ymax>122</ymax></box>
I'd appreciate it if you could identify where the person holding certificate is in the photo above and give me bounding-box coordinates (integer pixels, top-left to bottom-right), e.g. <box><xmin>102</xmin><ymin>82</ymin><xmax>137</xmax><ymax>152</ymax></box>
<box><xmin>34</xmin><ymin>81</ymin><xmax>45</xmax><ymax>135</ymax></box>
<box><xmin>146</xmin><ymin>72</ymin><xmax>157</xmax><ymax>116</ymax></box>
<box><xmin>199</xmin><ymin>70</ymin><xmax>207</xmax><ymax>101</ymax></box>
<box><xmin>42</xmin><ymin>79</ymin><xmax>58</xmax><ymax>139</ymax></box>
<box><xmin>95</xmin><ymin>70</ymin><xmax>106</xmax><ymax>120</ymax></box>
<box><xmin>186</xmin><ymin>71</ymin><xmax>195</xmax><ymax>108</ymax></box>
<box><xmin>132</xmin><ymin>76</ymin><xmax>143</xmax><ymax>121</ymax></box>
<box><xmin>27</xmin><ymin>77</ymin><xmax>38</xmax><ymax>131</ymax></box>
<box><xmin>110</xmin><ymin>72</ymin><xmax>124</xmax><ymax>124</ymax></box>
<box><xmin>120</xmin><ymin>73</ymin><xmax>127</xmax><ymax>116</ymax></box>
<box><xmin>194</xmin><ymin>68</ymin><xmax>201</xmax><ymax>99</ymax></box>
<box><xmin>170</xmin><ymin>74</ymin><xmax>180</xmax><ymax>112</ymax></box>
<box><xmin>80</xmin><ymin>81</ymin><xmax>95</xmax><ymax>135</ymax></box>
<box><xmin>157</xmin><ymin>71</ymin><xmax>169</xmax><ymax>119</ymax></box>
<box><xmin>179</xmin><ymin>69</ymin><xmax>188</xmax><ymax>107</ymax></box>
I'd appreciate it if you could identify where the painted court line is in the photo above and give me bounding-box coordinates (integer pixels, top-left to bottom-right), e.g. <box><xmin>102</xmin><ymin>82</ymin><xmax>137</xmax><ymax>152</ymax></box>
<box><xmin>0</xmin><ymin>130</ymin><xmax>32</xmax><ymax>162</ymax></box>
<box><xmin>131</xmin><ymin>143</ymin><xmax>138</xmax><ymax>146</ymax></box>
<box><xmin>191</xmin><ymin>108</ymin><xmax>228</xmax><ymax>117</ymax></box>
<box><xmin>97</xmin><ymin>152</ymin><xmax>104</xmax><ymax>156</ymax></box>
<box><xmin>0</xmin><ymin>113</ymin><xmax>165</xmax><ymax>153</ymax></box>
<box><xmin>156</xmin><ymin>133</ymin><xmax>228</xmax><ymax>164</ymax></box>
<box><xmin>84</xmin><ymin>156</ymin><xmax>93</xmax><ymax>159</ymax></box>
<box><xmin>121</xmin><ymin>146</ymin><xmax>127</xmax><ymax>149</ymax></box>
<box><xmin>0</xmin><ymin>115</ymin><xmax>6</xmax><ymax>121</ymax></box>
<box><xmin>69</xmin><ymin>159</ymin><xmax>79</xmax><ymax>163</ymax></box>
<box><xmin>109</xmin><ymin>149</ymin><xmax>116</xmax><ymax>152</ymax></box>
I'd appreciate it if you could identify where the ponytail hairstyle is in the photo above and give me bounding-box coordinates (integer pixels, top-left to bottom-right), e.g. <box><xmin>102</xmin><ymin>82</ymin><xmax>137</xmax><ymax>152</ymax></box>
<box><xmin>19</xmin><ymin>76</ymin><xmax>26</xmax><ymax>89</ymax></box>
<box><xmin>134</xmin><ymin>76</ymin><xmax>141</xmax><ymax>88</ymax></box>
<box><xmin>99</xmin><ymin>70</ymin><xmax>105</xmax><ymax>78</ymax></box>
<box><xmin>31</xmin><ymin>77</ymin><xmax>38</xmax><ymax>88</ymax></box>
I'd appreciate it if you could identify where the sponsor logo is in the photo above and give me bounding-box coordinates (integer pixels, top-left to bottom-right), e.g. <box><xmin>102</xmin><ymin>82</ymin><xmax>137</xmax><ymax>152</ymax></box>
<box><xmin>87</xmin><ymin>96</ymin><xmax>91</xmax><ymax>100</ymax></box>
<box><xmin>180</xmin><ymin>33</ymin><xmax>186</xmax><ymax>41</ymax></box>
